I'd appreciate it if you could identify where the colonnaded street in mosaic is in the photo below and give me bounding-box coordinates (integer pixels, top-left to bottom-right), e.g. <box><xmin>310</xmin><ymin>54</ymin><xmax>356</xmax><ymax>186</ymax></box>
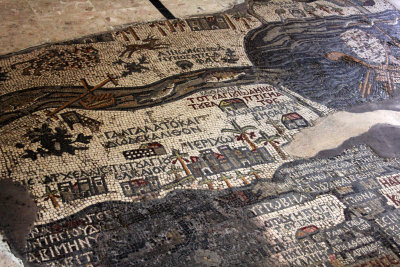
<box><xmin>1</xmin><ymin>0</ymin><xmax>400</xmax><ymax>266</ymax></box>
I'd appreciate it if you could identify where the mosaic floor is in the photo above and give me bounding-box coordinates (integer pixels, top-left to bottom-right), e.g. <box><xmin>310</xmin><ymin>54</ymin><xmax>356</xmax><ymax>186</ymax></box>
<box><xmin>1</xmin><ymin>0</ymin><xmax>400</xmax><ymax>266</ymax></box>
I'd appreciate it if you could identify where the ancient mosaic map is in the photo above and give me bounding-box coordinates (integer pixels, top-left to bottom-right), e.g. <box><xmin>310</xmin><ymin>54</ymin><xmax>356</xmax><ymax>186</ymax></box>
<box><xmin>1</xmin><ymin>0</ymin><xmax>400</xmax><ymax>266</ymax></box>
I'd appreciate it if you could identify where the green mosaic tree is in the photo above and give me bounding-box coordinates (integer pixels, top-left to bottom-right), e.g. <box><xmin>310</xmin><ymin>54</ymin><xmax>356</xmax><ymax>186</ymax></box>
<box><xmin>199</xmin><ymin>177</ymin><xmax>214</xmax><ymax>190</ymax></box>
<box><xmin>219</xmin><ymin>173</ymin><xmax>233</xmax><ymax>188</ymax></box>
<box><xmin>256</xmin><ymin>131</ymin><xmax>287</xmax><ymax>160</ymax></box>
<box><xmin>235</xmin><ymin>170</ymin><xmax>249</xmax><ymax>185</ymax></box>
<box><xmin>167</xmin><ymin>165</ymin><xmax>184</xmax><ymax>181</ymax></box>
<box><xmin>42</xmin><ymin>186</ymin><xmax>61</xmax><ymax>209</ymax></box>
<box><xmin>248</xmin><ymin>167</ymin><xmax>261</xmax><ymax>180</ymax></box>
<box><xmin>170</xmin><ymin>149</ymin><xmax>191</xmax><ymax>176</ymax></box>
<box><xmin>222</xmin><ymin>120</ymin><xmax>257</xmax><ymax>150</ymax></box>
<box><xmin>268</xmin><ymin>119</ymin><xmax>285</xmax><ymax>136</ymax></box>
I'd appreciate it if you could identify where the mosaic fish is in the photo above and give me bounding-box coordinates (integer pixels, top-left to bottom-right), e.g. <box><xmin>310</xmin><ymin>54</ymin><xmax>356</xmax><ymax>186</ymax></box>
<box><xmin>138</xmin><ymin>83</ymin><xmax>176</xmax><ymax>103</ymax></box>
<box><xmin>203</xmin><ymin>71</ymin><xmax>246</xmax><ymax>82</ymax></box>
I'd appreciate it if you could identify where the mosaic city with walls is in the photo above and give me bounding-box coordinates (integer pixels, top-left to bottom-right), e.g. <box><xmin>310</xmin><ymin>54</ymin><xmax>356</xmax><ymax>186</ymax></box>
<box><xmin>1</xmin><ymin>0</ymin><xmax>400</xmax><ymax>266</ymax></box>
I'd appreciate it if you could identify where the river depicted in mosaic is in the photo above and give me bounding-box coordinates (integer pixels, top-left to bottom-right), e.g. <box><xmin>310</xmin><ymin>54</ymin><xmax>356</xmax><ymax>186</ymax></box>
<box><xmin>0</xmin><ymin>0</ymin><xmax>400</xmax><ymax>266</ymax></box>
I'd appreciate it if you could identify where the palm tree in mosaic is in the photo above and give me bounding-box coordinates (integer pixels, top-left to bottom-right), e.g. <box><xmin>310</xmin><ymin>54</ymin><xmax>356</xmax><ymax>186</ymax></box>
<box><xmin>173</xmin><ymin>19</ymin><xmax>186</xmax><ymax>32</ymax></box>
<box><xmin>149</xmin><ymin>22</ymin><xmax>167</xmax><ymax>36</ymax></box>
<box><xmin>268</xmin><ymin>119</ymin><xmax>290</xmax><ymax>142</ymax></box>
<box><xmin>219</xmin><ymin>173</ymin><xmax>233</xmax><ymax>188</ymax></box>
<box><xmin>235</xmin><ymin>170</ymin><xmax>250</xmax><ymax>185</ymax></box>
<box><xmin>170</xmin><ymin>149</ymin><xmax>191</xmax><ymax>176</ymax></box>
<box><xmin>303</xmin><ymin>4</ymin><xmax>318</xmax><ymax>17</ymax></box>
<box><xmin>43</xmin><ymin>186</ymin><xmax>61</xmax><ymax>209</ymax></box>
<box><xmin>199</xmin><ymin>177</ymin><xmax>214</xmax><ymax>190</ymax></box>
<box><xmin>316</xmin><ymin>3</ymin><xmax>331</xmax><ymax>13</ymax></box>
<box><xmin>181</xmin><ymin>174</ymin><xmax>195</xmax><ymax>183</ymax></box>
<box><xmin>232</xmin><ymin>12</ymin><xmax>252</xmax><ymax>29</ymax></box>
<box><xmin>268</xmin><ymin>119</ymin><xmax>285</xmax><ymax>136</ymax></box>
<box><xmin>248</xmin><ymin>167</ymin><xmax>261</xmax><ymax>180</ymax></box>
<box><xmin>256</xmin><ymin>131</ymin><xmax>287</xmax><ymax>160</ymax></box>
<box><xmin>164</xmin><ymin>20</ymin><xmax>176</xmax><ymax>33</ymax></box>
<box><xmin>222</xmin><ymin>120</ymin><xmax>257</xmax><ymax>150</ymax></box>
<box><xmin>167</xmin><ymin>165</ymin><xmax>184</xmax><ymax>181</ymax></box>
<box><xmin>331</xmin><ymin>7</ymin><xmax>344</xmax><ymax>15</ymax></box>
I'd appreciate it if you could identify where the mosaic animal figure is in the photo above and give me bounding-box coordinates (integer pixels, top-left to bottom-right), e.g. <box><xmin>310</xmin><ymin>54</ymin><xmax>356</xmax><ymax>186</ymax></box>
<box><xmin>137</xmin><ymin>82</ymin><xmax>176</xmax><ymax>103</ymax></box>
<box><xmin>203</xmin><ymin>71</ymin><xmax>246</xmax><ymax>82</ymax></box>
<box><xmin>120</xmin><ymin>35</ymin><xmax>169</xmax><ymax>58</ymax></box>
